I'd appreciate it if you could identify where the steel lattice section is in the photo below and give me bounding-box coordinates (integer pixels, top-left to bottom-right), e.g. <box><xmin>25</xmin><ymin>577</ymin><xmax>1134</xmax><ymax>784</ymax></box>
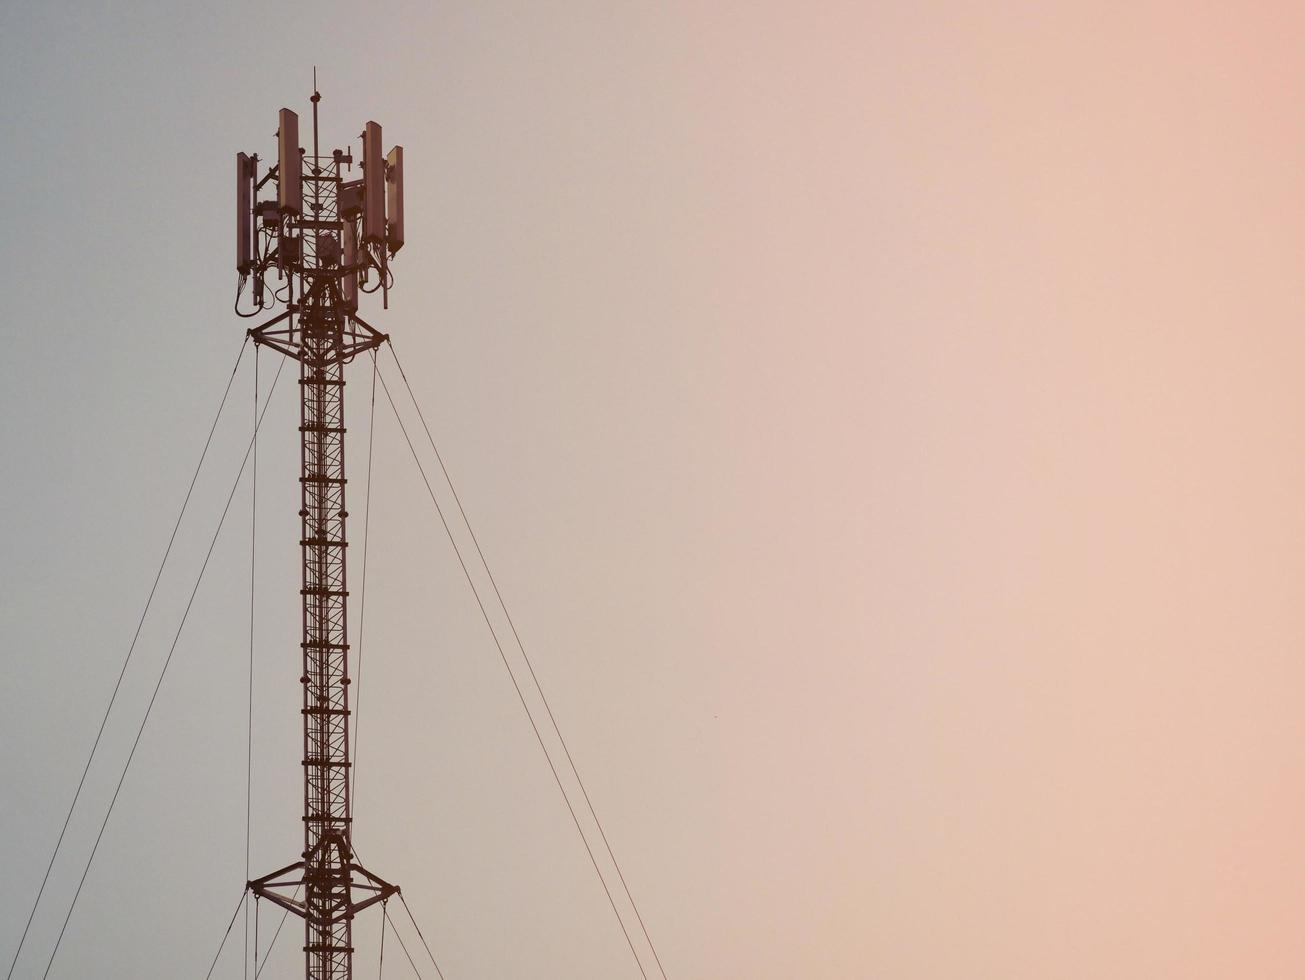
<box><xmin>300</xmin><ymin>329</ymin><xmax>353</xmax><ymax>980</ymax></box>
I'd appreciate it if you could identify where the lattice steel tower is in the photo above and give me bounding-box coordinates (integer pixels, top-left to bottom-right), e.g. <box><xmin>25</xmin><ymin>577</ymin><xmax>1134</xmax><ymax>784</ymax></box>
<box><xmin>234</xmin><ymin>85</ymin><xmax>405</xmax><ymax>980</ymax></box>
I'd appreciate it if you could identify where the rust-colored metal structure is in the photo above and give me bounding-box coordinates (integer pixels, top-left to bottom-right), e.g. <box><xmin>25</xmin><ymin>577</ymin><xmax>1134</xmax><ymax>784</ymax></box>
<box><xmin>236</xmin><ymin>84</ymin><xmax>404</xmax><ymax>980</ymax></box>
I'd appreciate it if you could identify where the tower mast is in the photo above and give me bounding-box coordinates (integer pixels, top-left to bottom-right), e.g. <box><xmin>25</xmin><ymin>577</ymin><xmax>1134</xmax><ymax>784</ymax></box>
<box><xmin>236</xmin><ymin>84</ymin><xmax>405</xmax><ymax>980</ymax></box>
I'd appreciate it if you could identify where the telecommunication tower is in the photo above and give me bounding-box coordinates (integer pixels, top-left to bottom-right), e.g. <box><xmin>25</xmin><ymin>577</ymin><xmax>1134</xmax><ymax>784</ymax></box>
<box><xmin>234</xmin><ymin>85</ymin><xmax>405</xmax><ymax>980</ymax></box>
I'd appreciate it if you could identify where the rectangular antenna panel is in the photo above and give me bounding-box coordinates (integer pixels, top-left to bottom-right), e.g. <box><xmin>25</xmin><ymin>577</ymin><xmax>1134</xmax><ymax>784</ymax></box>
<box><xmin>236</xmin><ymin>152</ymin><xmax>253</xmax><ymax>273</ymax></box>
<box><xmin>278</xmin><ymin>108</ymin><xmax>302</xmax><ymax>215</ymax></box>
<box><xmin>362</xmin><ymin>121</ymin><xmax>385</xmax><ymax>244</ymax></box>
<box><xmin>342</xmin><ymin>221</ymin><xmax>359</xmax><ymax>311</ymax></box>
<box><xmin>385</xmin><ymin>145</ymin><xmax>404</xmax><ymax>253</ymax></box>
<box><xmin>339</xmin><ymin>179</ymin><xmax>363</xmax><ymax>220</ymax></box>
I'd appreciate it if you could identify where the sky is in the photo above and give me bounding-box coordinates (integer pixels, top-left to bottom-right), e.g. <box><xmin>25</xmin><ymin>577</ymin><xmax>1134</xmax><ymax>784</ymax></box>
<box><xmin>4</xmin><ymin>1</ymin><xmax>1305</xmax><ymax>978</ymax></box>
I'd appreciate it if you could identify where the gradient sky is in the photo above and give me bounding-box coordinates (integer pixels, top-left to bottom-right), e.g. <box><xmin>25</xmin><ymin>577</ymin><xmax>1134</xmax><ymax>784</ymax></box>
<box><xmin>5</xmin><ymin>2</ymin><xmax>1305</xmax><ymax>978</ymax></box>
